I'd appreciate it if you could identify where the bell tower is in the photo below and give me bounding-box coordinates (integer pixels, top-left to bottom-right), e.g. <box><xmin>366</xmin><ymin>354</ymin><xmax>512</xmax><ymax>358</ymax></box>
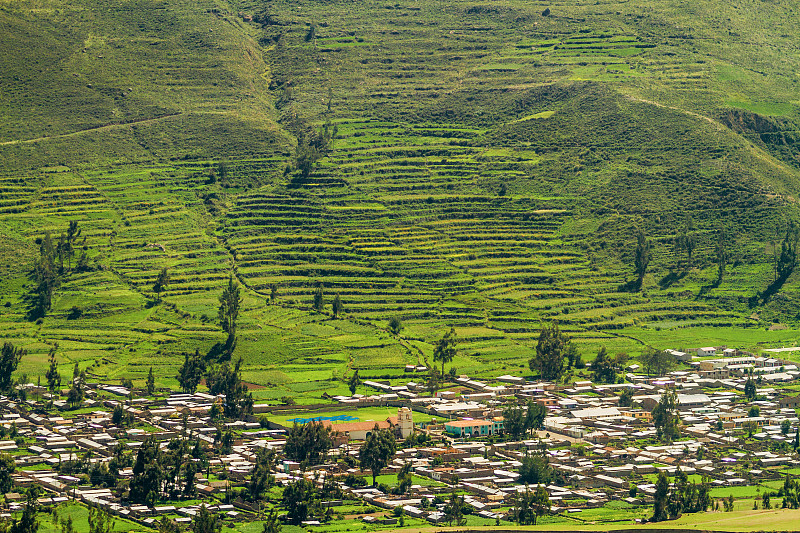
<box><xmin>398</xmin><ymin>407</ymin><xmax>414</xmax><ymax>438</ymax></box>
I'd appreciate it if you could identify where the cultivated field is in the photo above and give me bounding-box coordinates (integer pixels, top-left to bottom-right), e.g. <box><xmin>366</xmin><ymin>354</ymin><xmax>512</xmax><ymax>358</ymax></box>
<box><xmin>0</xmin><ymin>0</ymin><xmax>800</xmax><ymax>398</ymax></box>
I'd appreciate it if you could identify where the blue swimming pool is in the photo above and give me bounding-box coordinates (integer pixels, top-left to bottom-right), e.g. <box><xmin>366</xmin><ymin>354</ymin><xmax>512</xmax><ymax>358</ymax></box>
<box><xmin>287</xmin><ymin>414</ymin><xmax>360</xmax><ymax>424</ymax></box>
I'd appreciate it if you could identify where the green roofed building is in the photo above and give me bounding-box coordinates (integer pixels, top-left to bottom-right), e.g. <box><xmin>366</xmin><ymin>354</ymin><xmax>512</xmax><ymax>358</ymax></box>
<box><xmin>444</xmin><ymin>418</ymin><xmax>503</xmax><ymax>438</ymax></box>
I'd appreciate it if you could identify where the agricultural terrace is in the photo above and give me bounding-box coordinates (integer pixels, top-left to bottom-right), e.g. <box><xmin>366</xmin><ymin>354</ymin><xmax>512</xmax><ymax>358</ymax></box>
<box><xmin>0</xmin><ymin>0</ymin><xmax>799</xmax><ymax>399</ymax></box>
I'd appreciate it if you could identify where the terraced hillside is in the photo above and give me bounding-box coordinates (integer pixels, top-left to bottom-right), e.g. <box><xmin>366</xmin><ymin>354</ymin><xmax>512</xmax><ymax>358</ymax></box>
<box><xmin>1</xmin><ymin>0</ymin><xmax>800</xmax><ymax>396</ymax></box>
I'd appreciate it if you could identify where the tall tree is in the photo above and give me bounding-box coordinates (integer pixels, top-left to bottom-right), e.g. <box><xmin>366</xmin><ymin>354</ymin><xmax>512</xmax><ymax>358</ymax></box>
<box><xmin>205</xmin><ymin>356</ymin><xmax>253</xmax><ymax>418</ymax></box>
<box><xmin>634</xmin><ymin>228</ymin><xmax>651</xmax><ymax>289</ymax></box>
<box><xmin>30</xmin><ymin>231</ymin><xmax>58</xmax><ymax>319</ymax></box>
<box><xmin>359</xmin><ymin>425</ymin><xmax>396</xmax><ymax>485</ymax></box>
<box><xmin>269</xmin><ymin>283</ymin><xmax>278</xmax><ymax>304</ymax></box>
<box><xmin>530</xmin><ymin>485</ymin><xmax>551</xmax><ymax>525</ymax></box>
<box><xmin>332</xmin><ymin>294</ymin><xmax>343</xmax><ymax>318</ymax></box>
<box><xmin>512</xmin><ymin>484</ymin><xmax>549</xmax><ymax>525</ymax></box>
<box><xmin>433</xmin><ymin>327</ymin><xmax>458</xmax><ymax>376</ymax></box>
<box><xmin>695</xmin><ymin>477</ymin><xmax>712</xmax><ymax>513</ymax></box>
<box><xmin>130</xmin><ymin>436</ymin><xmax>163</xmax><ymax>505</ymax></box>
<box><xmin>742</xmin><ymin>420</ymin><xmax>758</xmax><ymax>437</ymax></box>
<box><xmin>295</xmin><ymin>122</ymin><xmax>336</xmax><ymax>180</ymax></box>
<box><xmin>777</xmin><ymin>222</ymin><xmax>799</xmax><ymax>281</ymax></box>
<box><xmin>158</xmin><ymin>517</ymin><xmax>181</xmax><ymax>533</ymax></box>
<box><xmin>397</xmin><ymin>462</ymin><xmax>413</xmax><ymax>494</ymax></box>
<box><xmin>502</xmin><ymin>403</ymin><xmax>526</xmax><ymax>440</ymax></box>
<box><xmin>591</xmin><ymin>346</ymin><xmax>616</xmax><ymax>384</ymax></box>
<box><xmin>218</xmin><ymin>274</ymin><xmax>242</xmax><ymax>352</ymax></box>
<box><xmin>640</xmin><ymin>348</ymin><xmax>676</xmax><ymax>376</ymax></box>
<box><xmin>668</xmin><ymin>467</ymin><xmax>687</xmax><ymax>519</ymax></box>
<box><xmin>313</xmin><ymin>285</ymin><xmax>324</xmax><ymax>313</ymax></box>
<box><xmin>529</xmin><ymin>322</ymin><xmax>571</xmax><ymax>382</ymax></box>
<box><xmin>618</xmin><ymin>387</ymin><xmax>634</xmax><ymax>407</ymax></box>
<box><xmin>65</xmin><ymin>221</ymin><xmax>81</xmax><ymax>271</ymax></box>
<box><xmin>183</xmin><ymin>458</ymin><xmax>199</xmax><ymax>496</ymax></box>
<box><xmin>565</xmin><ymin>343</ymin><xmax>579</xmax><ymax>369</ymax></box>
<box><xmin>283</xmin><ymin>478</ymin><xmax>316</xmax><ymax>524</ymax></box>
<box><xmin>348</xmin><ymin>369</ymin><xmax>360</xmax><ymax>396</ymax></box>
<box><xmin>56</xmin><ymin>233</ymin><xmax>66</xmax><ymax>274</ymax></box>
<box><xmin>67</xmin><ymin>381</ymin><xmax>84</xmax><ymax>408</ymax></box>
<box><xmin>674</xmin><ymin>218</ymin><xmax>696</xmax><ymax>270</ymax></box>
<box><xmin>177</xmin><ymin>350</ymin><xmax>205</xmax><ymax>394</ymax></box>
<box><xmin>262</xmin><ymin>510</ymin><xmax>282</xmax><ymax>533</ymax></box>
<box><xmin>112</xmin><ymin>404</ymin><xmax>131</xmax><ymax>427</ymax></box>
<box><xmin>248</xmin><ymin>448</ymin><xmax>275</xmax><ymax>501</ymax></box>
<box><xmin>525</xmin><ymin>400</ymin><xmax>547</xmax><ymax>434</ymax></box>
<box><xmin>443</xmin><ymin>492</ymin><xmax>466</xmax><ymax>526</ymax></box>
<box><xmin>284</xmin><ymin>420</ymin><xmax>332</xmax><ymax>467</ymax></box>
<box><xmin>388</xmin><ymin>316</ymin><xmax>402</xmax><ymax>335</ymax></box>
<box><xmin>163</xmin><ymin>437</ymin><xmax>191</xmax><ymax>497</ymax></box>
<box><xmin>45</xmin><ymin>344</ymin><xmax>61</xmax><ymax>393</ymax></box>
<box><xmin>0</xmin><ymin>342</ymin><xmax>25</xmax><ymax>392</ymax></box>
<box><xmin>0</xmin><ymin>452</ymin><xmax>15</xmax><ymax>493</ymax></box>
<box><xmin>153</xmin><ymin>267</ymin><xmax>170</xmax><ymax>302</ymax></box>
<box><xmin>6</xmin><ymin>492</ymin><xmax>39</xmax><ymax>533</ymax></box>
<box><xmin>512</xmin><ymin>486</ymin><xmax>533</xmax><ymax>525</ymax></box>
<box><xmin>425</xmin><ymin>368</ymin><xmax>440</xmax><ymax>396</ymax></box>
<box><xmin>75</xmin><ymin>247</ymin><xmax>90</xmax><ymax>273</ymax></box>
<box><xmin>505</xmin><ymin>400</ymin><xmax>546</xmax><ymax>439</ymax></box>
<box><xmin>518</xmin><ymin>453</ymin><xmax>552</xmax><ymax>485</ymax></box>
<box><xmin>744</xmin><ymin>377</ymin><xmax>756</xmax><ymax>401</ymax></box>
<box><xmin>652</xmin><ymin>388</ymin><xmax>680</xmax><ymax>442</ymax></box>
<box><xmin>87</xmin><ymin>507</ymin><xmax>115</xmax><ymax>533</ymax></box>
<box><xmin>716</xmin><ymin>228</ymin><xmax>729</xmax><ymax>285</ymax></box>
<box><xmin>146</xmin><ymin>366</ymin><xmax>156</xmax><ymax>395</ymax></box>
<box><xmin>193</xmin><ymin>505</ymin><xmax>220</xmax><ymax>533</ymax></box>
<box><xmin>652</xmin><ymin>471</ymin><xmax>670</xmax><ymax>521</ymax></box>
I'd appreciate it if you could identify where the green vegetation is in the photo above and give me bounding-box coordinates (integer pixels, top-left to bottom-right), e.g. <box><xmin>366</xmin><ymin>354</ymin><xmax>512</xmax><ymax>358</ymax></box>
<box><xmin>266</xmin><ymin>407</ymin><xmax>443</xmax><ymax>428</ymax></box>
<box><xmin>284</xmin><ymin>420</ymin><xmax>332</xmax><ymax>467</ymax></box>
<box><xmin>1</xmin><ymin>0</ymin><xmax>800</xmax><ymax>399</ymax></box>
<box><xmin>360</xmin><ymin>426</ymin><xmax>397</xmax><ymax>486</ymax></box>
<box><xmin>530</xmin><ymin>322</ymin><xmax>574</xmax><ymax>382</ymax></box>
<box><xmin>37</xmin><ymin>503</ymin><xmax>147</xmax><ymax>533</ymax></box>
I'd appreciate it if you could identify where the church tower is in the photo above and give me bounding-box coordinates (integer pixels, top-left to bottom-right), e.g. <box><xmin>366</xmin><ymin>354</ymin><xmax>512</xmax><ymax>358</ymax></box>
<box><xmin>398</xmin><ymin>406</ymin><xmax>414</xmax><ymax>438</ymax></box>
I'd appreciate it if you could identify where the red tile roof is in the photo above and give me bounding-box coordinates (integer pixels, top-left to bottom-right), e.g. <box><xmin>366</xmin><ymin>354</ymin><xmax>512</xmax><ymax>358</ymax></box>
<box><xmin>321</xmin><ymin>419</ymin><xmax>394</xmax><ymax>433</ymax></box>
<box><xmin>445</xmin><ymin>419</ymin><xmax>492</xmax><ymax>428</ymax></box>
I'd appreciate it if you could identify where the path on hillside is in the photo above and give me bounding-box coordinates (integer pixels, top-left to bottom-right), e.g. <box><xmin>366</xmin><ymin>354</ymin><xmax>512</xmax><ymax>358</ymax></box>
<box><xmin>0</xmin><ymin>112</ymin><xmax>182</xmax><ymax>146</ymax></box>
<box><xmin>626</xmin><ymin>94</ymin><xmax>800</xmax><ymax>181</ymax></box>
<box><xmin>624</xmin><ymin>95</ymin><xmax>722</xmax><ymax>128</ymax></box>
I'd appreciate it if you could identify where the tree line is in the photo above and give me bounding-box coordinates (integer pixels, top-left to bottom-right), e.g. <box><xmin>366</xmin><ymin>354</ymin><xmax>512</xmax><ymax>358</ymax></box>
<box><xmin>630</xmin><ymin>220</ymin><xmax>798</xmax><ymax>295</ymax></box>
<box><xmin>527</xmin><ymin>322</ymin><xmax>638</xmax><ymax>384</ymax></box>
<box><xmin>27</xmin><ymin>221</ymin><xmax>89</xmax><ymax>319</ymax></box>
<box><xmin>651</xmin><ymin>468</ymin><xmax>711</xmax><ymax>522</ymax></box>
<box><xmin>282</xmin><ymin>419</ymin><xmax>397</xmax><ymax>485</ymax></box>
<box><xmin>176</xmin><ymin>350</ymin><xmax>253</xmax><ymax>419</ymax></box>
<box><xmin>401</xmin><ymin>321</ymin><xmax>664</xmax><ymax>393</ymax></box>
<box><xmin>502</xmin><ymin>400</ymin><xmax>547</xmax><ymax>440</ymax></box>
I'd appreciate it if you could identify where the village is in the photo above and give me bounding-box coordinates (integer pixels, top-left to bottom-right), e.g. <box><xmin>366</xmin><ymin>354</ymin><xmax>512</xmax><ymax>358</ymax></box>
<box><xmin>4</xmin><ymin>344</ymin><xmax>800</xmax><ymax>530</ymax></box>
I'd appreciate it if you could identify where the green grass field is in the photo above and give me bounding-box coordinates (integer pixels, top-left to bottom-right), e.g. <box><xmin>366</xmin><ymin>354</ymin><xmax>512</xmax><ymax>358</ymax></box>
<box><xmin>265</xmin><ymin>406</ymin><xmax>444</xmax><ymax>428</ymax></box>
<box><xmin>38</xmin><ymin>503</ymin><xmax>148</xmax><ymax>533</ymax></box>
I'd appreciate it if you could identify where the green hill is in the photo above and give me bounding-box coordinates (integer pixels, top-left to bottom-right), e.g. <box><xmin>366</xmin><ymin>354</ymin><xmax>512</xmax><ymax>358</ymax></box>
<box><xmin>2</xmin><ymin>0</ymin><xmax>800</xmax><ymax>398</ymax></box>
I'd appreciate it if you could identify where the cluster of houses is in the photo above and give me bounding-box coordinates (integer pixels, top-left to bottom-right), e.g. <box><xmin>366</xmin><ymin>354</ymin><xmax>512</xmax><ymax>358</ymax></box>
<box><xmin>3</xmin><ymin>344</ymin><xmax>800</xmax><ymax>527</ymax></box>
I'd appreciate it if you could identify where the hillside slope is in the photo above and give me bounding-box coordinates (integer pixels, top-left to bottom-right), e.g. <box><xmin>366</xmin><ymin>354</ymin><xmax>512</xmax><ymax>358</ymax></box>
<box><xmin>1</xmin><ymin>0</ymin><xmax>800</xmax><ymax>396</ymax></box>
